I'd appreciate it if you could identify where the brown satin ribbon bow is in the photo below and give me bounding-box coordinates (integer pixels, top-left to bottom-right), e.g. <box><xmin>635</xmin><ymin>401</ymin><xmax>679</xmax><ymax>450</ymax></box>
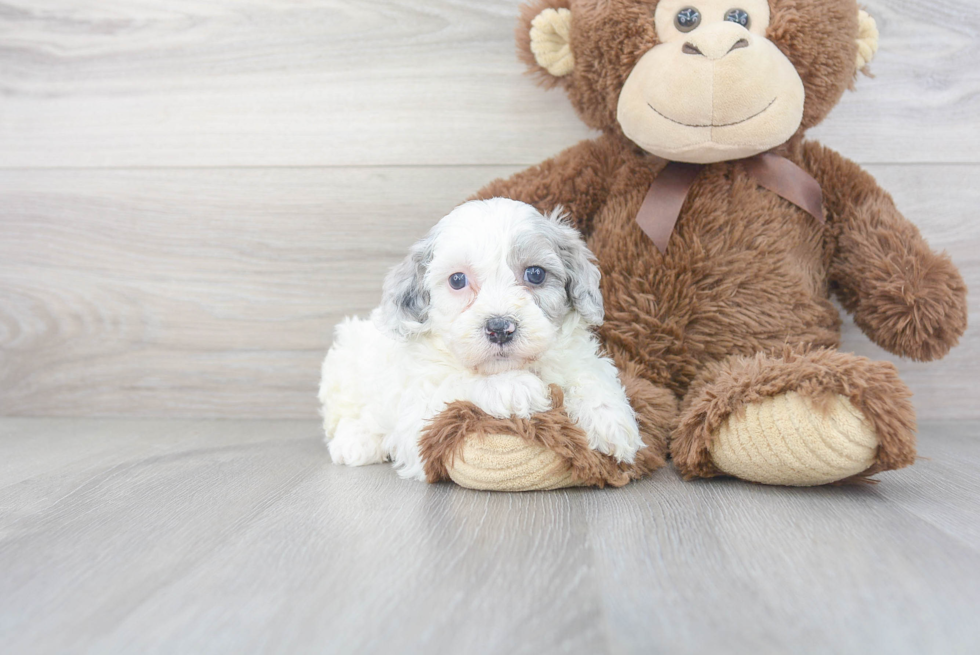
<box><xmin>635</xmin><ymin>152</ymin><xmax>825</xmax><ymax>254</ymax></box>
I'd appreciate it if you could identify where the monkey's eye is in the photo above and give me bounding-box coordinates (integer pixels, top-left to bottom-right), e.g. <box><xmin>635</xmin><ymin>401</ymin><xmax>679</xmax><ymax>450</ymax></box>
<box><xmin>675</xmin><ymin>7</ymin><xmax>701</xmax><ymax>33</ymax></box>
<box><xmin>725</xmin><ymin>8</ymin><xmax>750</xmax><ymax>28</ymax></box>
<box><xmin>448</xmin><ymin>272</ymin><xmax>467</xmax><ymax>290</ymax></box>
<box><xmin>523</xmin><ymin>266</ymin><xmax>546</xmax><ymax>285</ymax></box>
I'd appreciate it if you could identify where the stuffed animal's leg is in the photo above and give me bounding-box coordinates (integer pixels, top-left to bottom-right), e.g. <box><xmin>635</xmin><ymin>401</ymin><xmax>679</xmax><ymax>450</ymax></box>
<box><xmin>671</xmin><ymin>346</ymin><xmax>917</xmax><ymax>486</ymax></box>
<box><xmin>419</xmin><ymin>365</ymin><xmax>674</xmax><ymax>490</ymax></box>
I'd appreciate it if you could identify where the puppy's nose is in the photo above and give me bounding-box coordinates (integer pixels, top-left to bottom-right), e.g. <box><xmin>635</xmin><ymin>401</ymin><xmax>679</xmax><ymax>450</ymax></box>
<box><xmin>485</xmin><ymin>317</ymin><xmax>517</xmax><ymax>345</ymax></box>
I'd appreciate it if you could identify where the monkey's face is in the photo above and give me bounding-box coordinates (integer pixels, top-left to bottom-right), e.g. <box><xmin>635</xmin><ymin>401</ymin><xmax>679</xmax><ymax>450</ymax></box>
<box><xmin>520</xmin><ymin>0</ymin><xmax>872</xmax><ymax>164</ymax></box>
<box><xmin>616</xmin><ymin>0</ymin><xmax>804</xmax><ymax>164</ymax></box>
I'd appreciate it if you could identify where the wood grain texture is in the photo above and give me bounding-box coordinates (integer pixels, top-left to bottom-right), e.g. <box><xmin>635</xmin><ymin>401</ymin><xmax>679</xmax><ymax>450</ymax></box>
<box><xmin>1</xmin><ymin>418</ymin><xmax>978</xmax><ymax>654</ymax></box>
<box><xmin>1</xmin><ymin>164</ymin><xmax>977</xmax><ymax>419</ymax></box>
<box><xmin>0</xmin><ymin>0</ymin><xmax>977</xmax><ymax>168</ymax></box>
<box><xmin>0</xmin><ymin>166</ymin><xmax>505</xmax><ymax>417</ymax></box>
<box><xmin>0</xmin><ymin>0</ymin><xmax>977</xmax><ymax>419</ymax></box>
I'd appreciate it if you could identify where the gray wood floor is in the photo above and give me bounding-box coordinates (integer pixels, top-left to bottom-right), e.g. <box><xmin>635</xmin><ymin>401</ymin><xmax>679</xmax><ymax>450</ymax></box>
<box><xmin>2</xmin><ymin>419</ymin><xmax>979</xmax><ymax>654</ymax></box>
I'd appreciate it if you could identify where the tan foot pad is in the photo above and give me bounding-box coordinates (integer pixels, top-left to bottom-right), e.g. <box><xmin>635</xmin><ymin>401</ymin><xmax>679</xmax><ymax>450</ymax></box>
<box><xmin>709</xmin><ymin>391</ymin><xmax>878</xmax><ymax>486</ymax></box>
<box><xmin>447</xmin><ymin>434</ymin><xmax>580</xmax><ymax>491</ymax></box>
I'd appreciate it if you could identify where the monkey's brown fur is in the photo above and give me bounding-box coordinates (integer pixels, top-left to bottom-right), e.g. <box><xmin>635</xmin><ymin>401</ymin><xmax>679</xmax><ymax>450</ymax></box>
<box><xmin>422</xmin><ymin>0</ymin><xmax>967</xmax><ymax>485</ymax></box>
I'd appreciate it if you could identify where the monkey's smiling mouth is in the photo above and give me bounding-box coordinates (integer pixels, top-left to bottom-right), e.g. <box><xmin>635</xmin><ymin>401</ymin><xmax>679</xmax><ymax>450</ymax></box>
<box><xmin>647</xmin><ymin>97</ymin><xmax>778</xmax><ymax>128</ymax></box>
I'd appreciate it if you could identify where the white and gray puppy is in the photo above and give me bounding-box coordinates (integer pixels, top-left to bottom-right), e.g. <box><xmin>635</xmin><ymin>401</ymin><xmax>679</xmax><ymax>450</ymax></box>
<box><xmin>319</xmin><ymin>198</ymin><xmax>641</xmax><ymax>480</ymax></box>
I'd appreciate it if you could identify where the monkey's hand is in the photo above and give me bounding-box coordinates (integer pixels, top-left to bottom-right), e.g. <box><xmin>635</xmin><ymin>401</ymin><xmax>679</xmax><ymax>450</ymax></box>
<box><xmin>805</xmin><ymin>141</ymin><xmax>968</xmax><ymax>362</ymax></box>
<box><xmin>838</xmin><ymin>237</ymin><xmax>967</xmax><ymax>362</ymax></box>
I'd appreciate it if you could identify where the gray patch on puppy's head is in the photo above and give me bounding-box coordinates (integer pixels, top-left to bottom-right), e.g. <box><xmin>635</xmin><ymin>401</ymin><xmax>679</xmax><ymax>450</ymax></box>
<box><xmin>509</xmin><ymin>206</ymin><xmax>604</xmax><ymax>326</ymax></box>
<box><xmin>509</xmin><ymin>228</ymin><xmax>567</xmax><ymax>324</ymax></box>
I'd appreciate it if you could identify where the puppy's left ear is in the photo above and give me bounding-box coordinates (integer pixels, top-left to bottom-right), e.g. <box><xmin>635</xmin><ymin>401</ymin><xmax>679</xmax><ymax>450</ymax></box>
<box><xmin>548</xmin><ymin>210</ymin><xmax>604</xmax><ymax>325</ymax></box>
<box><xmin>376</xmin><ymin>235</ymin><xmax>434</xmax><ymax>339</ymax></box>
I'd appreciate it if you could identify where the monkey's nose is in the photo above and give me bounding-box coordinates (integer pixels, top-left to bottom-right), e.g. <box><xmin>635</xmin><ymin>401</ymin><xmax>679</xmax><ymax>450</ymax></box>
<box><xmin>485</xmin><ymin>317</ymin><xmax>517</xmax><ymax>345</ymax></box>
<box><xmin>683</xmin><ymin>25</ymin><xmax>752</xmax><ymax>60</ymax></box>
<box><xmin>683</xmin><ymin>42</ymin><xmax>704</xmax><ymax>56</ymax></box>
<box><xmin>684</xmin><ymin>37</ymin><xmax>749</xmax><ymax>59</ymax></box>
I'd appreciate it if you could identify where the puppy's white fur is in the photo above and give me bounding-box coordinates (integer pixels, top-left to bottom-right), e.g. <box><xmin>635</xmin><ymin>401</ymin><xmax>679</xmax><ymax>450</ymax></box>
<box><xmin>319</xmin><ymin>198</ymin><xmax>641</xmax><ymax>481</ymax></box>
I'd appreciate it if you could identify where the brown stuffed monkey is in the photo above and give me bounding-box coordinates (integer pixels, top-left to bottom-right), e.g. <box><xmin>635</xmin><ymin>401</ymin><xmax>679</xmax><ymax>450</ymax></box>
<box><xmin>419</xmin><ymin>0</ymin><xmax>968</xmax><ymax>489</ymax></box>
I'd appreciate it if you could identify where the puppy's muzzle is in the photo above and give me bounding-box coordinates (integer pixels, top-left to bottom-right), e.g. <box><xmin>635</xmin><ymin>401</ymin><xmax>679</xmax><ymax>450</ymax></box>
<box><xmin>485</xmin><ymin>317</ymin><xmax>517</xmax><ymax>345</ymax></box>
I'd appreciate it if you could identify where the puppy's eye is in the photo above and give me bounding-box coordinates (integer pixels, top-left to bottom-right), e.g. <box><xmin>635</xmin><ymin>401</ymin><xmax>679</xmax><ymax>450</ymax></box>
<box><xmin>724</xmin><ymin>8</ymin><xmax>750</xmax><ymax>28</ymax></box>
<box><xmin>448</xmin><ymin>272</ymin><xmax>467</xmax><ymax>290</ymax></box>
<box><xmin>523</xmin><ymin>266</ymin><xmax>546</xmax><ymax>285</ymax></box>
<box><xmin>675</xmin><ymin>7</ymin><xmax>701</xmax><ymax>32</ymax></box>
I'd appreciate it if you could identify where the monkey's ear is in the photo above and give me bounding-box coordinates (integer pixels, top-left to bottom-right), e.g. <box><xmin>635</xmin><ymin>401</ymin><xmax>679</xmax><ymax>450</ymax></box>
<box><xmin>518</xmin><ymin>0</ymin><xmax>575</xmax><ymax>86</ymax></box>
<box><xmin>855</xmin><ymin>9</ymin><xmax>879</xmax><ymax>73</ymax></box>
<box><xmin>531</xmin><ymin>8</ymin><xmax>574</xmax><ymax>77</ymax></box>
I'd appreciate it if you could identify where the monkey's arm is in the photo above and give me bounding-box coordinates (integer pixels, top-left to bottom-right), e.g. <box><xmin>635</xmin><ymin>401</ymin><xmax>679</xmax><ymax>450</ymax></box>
<box><xmin>471</xmin><ymin>134</ymin><xmax>620</xmax><ymax>237</ymax></box>
<box><xmin>802</xmin><ymin>141</ymin><xmax>967</xmax><ymax>362</ymax></box>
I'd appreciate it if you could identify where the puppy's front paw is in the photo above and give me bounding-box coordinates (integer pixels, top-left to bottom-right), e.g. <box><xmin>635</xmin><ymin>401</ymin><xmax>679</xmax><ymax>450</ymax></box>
<box><xmin>570</xmin><ymin>397</ymin><xmax>642</xmax><ymax>463</ymax></box>
<box><xmin>471</xmin><ymin>371</ymin><xmax>552</xmax><ymax>419</ymax></box>
<box><xmin>327</xmin><ymin>419</ymin><xmax>386</xmax><ymax>466</ymax></box>
<box><xmin>328</xmin><ymin>436</ymin><xmax>386</xmax><ymax>466</ymax></box>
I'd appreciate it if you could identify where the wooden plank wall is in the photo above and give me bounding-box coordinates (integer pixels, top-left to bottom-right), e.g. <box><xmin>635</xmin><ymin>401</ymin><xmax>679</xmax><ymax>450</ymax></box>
<box><xmin>1</xmin><ymin>0</ymin><xmax>978</xmax><ymax>419</ymax></box>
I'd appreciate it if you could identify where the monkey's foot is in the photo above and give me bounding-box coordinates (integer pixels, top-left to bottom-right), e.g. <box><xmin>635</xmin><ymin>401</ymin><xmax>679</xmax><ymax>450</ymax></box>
<box><xmin>420</xmin><ymin>381</ymin><xmax>671</xmax><ymax>491</ymax></box>
<box><xmin>446</xmin><ymin>434</ymin><xmax>578</xmax><ymax>491</ymax></box>
<box><xmin>671</xmin><ymin>347</ymin><xmax>918</xmax><ymax>486</ymax></box>
<box><xmin>709</xmin><ymin>391</ymin><xmax>878</xmax><ymax>486</ymax></box>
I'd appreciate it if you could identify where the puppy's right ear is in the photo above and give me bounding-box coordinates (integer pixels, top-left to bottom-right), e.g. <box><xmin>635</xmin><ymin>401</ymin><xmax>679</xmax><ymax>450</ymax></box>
<box><xmin>376</xmin><ymin>235</ymin><xmax>434</xmax><ymax>339</ymax></box>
